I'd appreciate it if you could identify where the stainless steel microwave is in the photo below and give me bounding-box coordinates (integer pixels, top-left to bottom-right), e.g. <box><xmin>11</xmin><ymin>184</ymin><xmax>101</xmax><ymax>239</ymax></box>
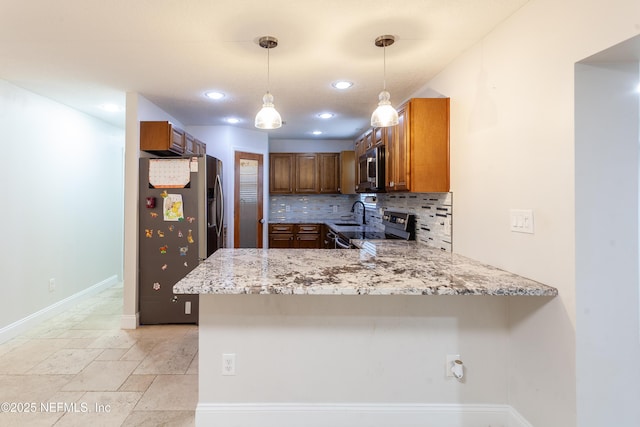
<box><xmin>356</xmin><ymin>146</ymin><xmax>385</xmax><ymax>192</ymax></box>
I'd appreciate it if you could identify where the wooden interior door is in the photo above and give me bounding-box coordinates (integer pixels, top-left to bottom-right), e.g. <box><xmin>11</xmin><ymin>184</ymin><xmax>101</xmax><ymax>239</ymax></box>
<box><xmin>234</xmin><ymin>151</ymin><xmax>264</xmax><ymax>248</ymax></box>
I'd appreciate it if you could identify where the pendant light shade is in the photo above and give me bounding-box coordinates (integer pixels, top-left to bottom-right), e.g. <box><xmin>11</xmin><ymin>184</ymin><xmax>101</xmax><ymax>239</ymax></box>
<box><xmin>371</xmin><ymin>35</ymin><xmax>399</xmax><ymax>127</ymax></box>
<box><xmin>255</xmin><ymin>92</ymin><xmax>282</xmax><ymax>129</ymax></box>
<box><xmin>255</xmin><ymin>36</ymin><xmax>282</xmax><ymax>130</ymax></box>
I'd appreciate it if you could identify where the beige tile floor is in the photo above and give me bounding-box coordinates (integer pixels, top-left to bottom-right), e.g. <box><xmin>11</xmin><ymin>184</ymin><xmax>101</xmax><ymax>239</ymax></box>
<box><xmin>0</xmin><ymin>283</ymin><xmax>197</xmax><ymax>427</ymax></box>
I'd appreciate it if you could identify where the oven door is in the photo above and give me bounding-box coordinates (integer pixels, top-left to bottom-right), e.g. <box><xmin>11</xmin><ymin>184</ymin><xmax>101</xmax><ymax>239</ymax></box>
<box><xmin>335</xmin><ymin>235</ymin><xmax>354</xmax><ymax>249</ymax></box>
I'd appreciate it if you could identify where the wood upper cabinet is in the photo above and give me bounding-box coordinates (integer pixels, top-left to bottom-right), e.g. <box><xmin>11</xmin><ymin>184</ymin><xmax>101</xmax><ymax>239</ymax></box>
<box><xmin>140</xmin><ymin>121</ymin><xmax>185</xmax><ymax>155</ymax></box>
<box><xmin>269</xmin><ymin>153</ymin><xmax>295</xmax><ymax>194</ymax></box>
<box><xmin>318</xmin><ymin>153</ymin><xmax>340</xmax><ymax>193</ymax></box>
<box><xmin>140</xmin><ymin>121</ymin><xmax>206</xmax><ymax>156</ymax></box>
<box><xmin>295</xmin><ymin>153</ymin><xmax>319</xmax><ymax>193</ymax></box>
<box><xmin>386</xmin><ymin>106</ymin><xmax>408</xmax><ymax>191</ymax></box>
<box><xmin>386</xmin><ymin>98</ymin><xmax>450</xmax><ymax>193</ymax></box>
<box><xmin>184</xmin><ymin>133</ymin><xmax>196</xmax><ymax>155</ymax></box>
<box><xmin>195</xmin><ymin>139</ymin><xmax>206</xmax><ymax>155</ymax></box>
<box><xmin>340</xmin><ymin>151</ymin><xmax>356</xmax><ymax>195</ymax></box>
<box><xmin>269</xmin><ymin>152</ymin><xmax>345</xmax><ymax>194</ymax></box>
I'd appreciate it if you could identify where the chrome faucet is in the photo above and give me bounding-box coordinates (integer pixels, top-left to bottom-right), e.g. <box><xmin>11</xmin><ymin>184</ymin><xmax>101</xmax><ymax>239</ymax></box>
<box><xmin>351</xmin><ymin>200</ymin><xmax>366</xmax><ymax>225</ymax></box>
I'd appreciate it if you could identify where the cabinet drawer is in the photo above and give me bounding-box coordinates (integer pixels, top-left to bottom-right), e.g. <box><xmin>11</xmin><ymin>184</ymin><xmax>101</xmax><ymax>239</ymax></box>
<box><xmin>295</xmin><ymin>224</ymin><xmax>321</xmax><ymax>234</ymax></box>
<box><xmin>269</xmin><ymin>224</ymin><xmax>294</xmax><ymax>234</ymax></box>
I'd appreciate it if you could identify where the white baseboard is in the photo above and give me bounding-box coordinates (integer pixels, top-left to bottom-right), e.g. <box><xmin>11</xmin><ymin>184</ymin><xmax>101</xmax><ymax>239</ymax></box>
<box><xmin>508</xmin><ymin>406</ymin><xmax>534</xmax><ymax>427</ymax></box>
<box><xmin>120</xmin><ymin>313</ymin><xmax>139</xmax><ymax>330</ymax></box>
<box><xmin>196</xmin><ymin>403</ymin><xmax>532</xmax><ymax>427</ymax></box>
<box><xmin>0</xmin><ymin>275</ymin><xmax>119</xmax><ymax>345</ymax></box>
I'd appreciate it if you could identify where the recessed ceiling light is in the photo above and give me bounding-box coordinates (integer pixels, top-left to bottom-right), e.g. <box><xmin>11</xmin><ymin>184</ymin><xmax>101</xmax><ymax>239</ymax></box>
<box><xmin>99</xmin><ymin>103</ymin><xmax>122</xmax><ymax>112</ymax></box>
<box><xmin>317</xmin><ymin>112</ymin><xmax>334</xmax><ymax>119</ymax></box>
<box><xmin>312</xmin><ymin>130</ymin><xmax>323</xmax><ymax>135</ymax></box>
<box><xmin>226</xmin><ymin>118</ymin><xmax>240</xmax><ymax>124</ymax></box>
<box><xmin>332</xmin><ymin>81</ymin><xmax>353</xmax><ymax>90</ymax></box>
<box><xmin>205</xmin><ymin>91</ymin><xmax>225</xmax><ymax>100</ymax></box>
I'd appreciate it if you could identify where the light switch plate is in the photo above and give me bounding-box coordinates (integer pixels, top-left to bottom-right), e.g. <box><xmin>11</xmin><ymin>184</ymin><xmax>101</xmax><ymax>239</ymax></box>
<box><xmin>510</xmin><ymin>209</ymin><xmax>534</xmax><ymax>234</ymax></box>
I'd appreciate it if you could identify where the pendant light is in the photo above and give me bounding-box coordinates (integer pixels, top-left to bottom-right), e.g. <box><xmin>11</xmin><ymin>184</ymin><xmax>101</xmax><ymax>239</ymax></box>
<box><xmin>255</xmin><ymin>36</ymin><xmax>282</xmax><ymax>130</ymax></box>
<box><xmin>371</xmin><ymin>35</ymin><xmax>399</xmax><ymax>127</ymax></box>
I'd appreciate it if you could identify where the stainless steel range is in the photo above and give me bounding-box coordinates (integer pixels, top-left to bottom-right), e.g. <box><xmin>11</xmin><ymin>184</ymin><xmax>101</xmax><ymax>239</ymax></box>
<box><xmin>335</xmin><ymin>211</ymin><xmax>415</xmax><ymax>248</ymax></box>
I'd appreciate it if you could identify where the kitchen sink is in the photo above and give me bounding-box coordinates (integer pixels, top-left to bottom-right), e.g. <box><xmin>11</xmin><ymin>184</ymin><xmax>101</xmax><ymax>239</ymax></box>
<box><xmin>332</xmin><ymin>222</ymin><xmax>361</xmax><ymax>226</ymax></box>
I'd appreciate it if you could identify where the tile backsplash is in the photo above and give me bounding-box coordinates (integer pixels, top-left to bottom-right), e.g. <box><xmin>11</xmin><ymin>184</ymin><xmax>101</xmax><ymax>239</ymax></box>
<box><xmin>269</xmin><ymin>192</ymin><xmax>453</xmax><ymax>252</ymax></box>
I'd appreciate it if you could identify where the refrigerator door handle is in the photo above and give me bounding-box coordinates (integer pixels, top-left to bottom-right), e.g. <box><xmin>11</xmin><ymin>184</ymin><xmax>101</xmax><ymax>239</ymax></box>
<box><xmin>215</xmin><ymin>174</ymin><xmax>224</xmax><ymax>238</ymax></box>
<box><xmin>207</xmin><ymin>199</ymin><xmax>216</xmax><ymax>229</ymax></box>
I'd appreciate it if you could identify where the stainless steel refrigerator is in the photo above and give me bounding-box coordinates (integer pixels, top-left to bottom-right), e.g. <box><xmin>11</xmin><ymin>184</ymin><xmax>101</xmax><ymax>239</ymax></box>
<box><xmin>138</xmin><ymin>155</ymin><xmax>224</xmax><ymax>324</ymax></box>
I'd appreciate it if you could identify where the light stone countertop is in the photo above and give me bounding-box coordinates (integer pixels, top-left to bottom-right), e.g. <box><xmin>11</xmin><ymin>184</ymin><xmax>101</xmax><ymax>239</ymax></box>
<box><xmin>173</xmin><ymin>241</ymin><xmax>558</xmax><ymax>297</ymax></box>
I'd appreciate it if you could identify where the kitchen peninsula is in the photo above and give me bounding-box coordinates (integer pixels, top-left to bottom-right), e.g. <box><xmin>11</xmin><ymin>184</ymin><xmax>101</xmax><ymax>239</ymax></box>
<box><xmin>174</xmin><ymin>243</ymin><xmax>557</xmax><ymax>427</ymax></box>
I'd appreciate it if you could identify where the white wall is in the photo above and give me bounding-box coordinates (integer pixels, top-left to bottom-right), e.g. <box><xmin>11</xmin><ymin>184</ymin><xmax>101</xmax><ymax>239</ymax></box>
<box><xmin>575</xmin><ymin>59</ymin><xmax>640</xmax><ymax>426</ymax></box>
<box><xmin>419</xmin><ymin>0</ymin><xmax>640</xmax><ymax>425</ymax></box>
<box><xmin>0</xmin><ymin>80</ymin><xmax>124</xmax><ymax>339</ymax></box>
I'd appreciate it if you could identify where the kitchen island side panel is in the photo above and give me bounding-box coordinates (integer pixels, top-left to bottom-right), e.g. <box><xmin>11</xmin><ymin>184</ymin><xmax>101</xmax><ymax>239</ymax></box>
<box><xmin>197</xmin><ymin>294</ymin><xmax>513</xmax><ymax>426</ymax></box>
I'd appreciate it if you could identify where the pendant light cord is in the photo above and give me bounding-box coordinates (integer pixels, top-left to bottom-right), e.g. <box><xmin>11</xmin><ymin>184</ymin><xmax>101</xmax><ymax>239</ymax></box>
<box><xmin>383</xmin><ymin>44</ymin><xmax>387</xmax><ymax>91</ymax></box>
<box><xmin>267</xmin><ymin>46</ymin><xmax>271</xmax><ymax>93</ymax></box>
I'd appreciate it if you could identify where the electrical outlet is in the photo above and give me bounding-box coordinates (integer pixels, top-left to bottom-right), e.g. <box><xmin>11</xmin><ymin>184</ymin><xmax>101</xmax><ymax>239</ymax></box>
<box><xmin>222</xmin><ymin>353</ymin><xmax>236</xmax><ymax>376</ymax></box>
<box><xmin>446</xmin><ymin>354</ymin><xmax>460</xmax><ymax>377</ymax></box>
<box><xmin>332</xmin><ymin>205</ymin><xmax>338</xmax><ymax>213</ymax></box>
<box><xmin>49</xmin><ymin>278</ymin><xmax>56</xmax><ymax>292</ymax></box>
<box><xmin>444</xmin><ymin>217</ymin><xmax>452</xmax><ymax>236</ymax></box>
<box><xmin>285</xmin><ymin>205</ymin><xmax>291</xmax><ymax>212</ymax></box>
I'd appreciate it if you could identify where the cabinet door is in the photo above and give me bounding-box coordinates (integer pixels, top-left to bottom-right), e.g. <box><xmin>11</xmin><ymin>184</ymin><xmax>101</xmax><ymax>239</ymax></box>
<box><xmin>195</xmin><ymin>140</ymin><xmax>206</xmax><ymax>155</ymax></box>
<box><xmin>318</xmin><ymin>153</ymin><xmax>340</xmax><ymax>193</ymax></box>
<box><xmin>295</xmin><ymin>154</ymin><xmax>319</xmax><ymax>193</ymax></box>
<box><xmin>140</xmin><ymin>121</ymin><xmax>185</xmax><ymax>155</ymax></box>
<box><xmin>373</xmin><ymin>127</ymin><xmax>385</xmax><ymax>147</ymax></box>
<box><xmin>269</xmin><ymin>234</ymin><xmax>294</xmax><ymax>248</ymax></box>
<box><xmin>387</xmin><ymin>104</ymin><xmax>409</xmax><ymax>192</ymax></box>
<box><xmin>294</xmin><ymin>224</ymin><xmax>321</xmax><ymax>248</ymax></box>
<box><xmin>340</xmin><ymin>151</ymin><xmax>356</xmax><ymax>195</ymax></box>
<box><xmin>184</xmin><ymin>133</ymin><xmax>196</xmax><ymax>155</ymax></box>
<box><xmin>295</xmin><ymin>234</ymin><xmax>321</xmax><ymax>249</ymax></box>
<box><xmin>409</xmin><ymin>98</ymin><xmax>450</xmax><ymax>192</ymax></box>
<box><xmin>170</xmin><ymin>127</ymin><xmax>185</xmax><ymax>154</ymax></box>
<box><xmin>270</xmin><ymin>154</ymin><xmax>295</xmax><ymax>193</ymax></box>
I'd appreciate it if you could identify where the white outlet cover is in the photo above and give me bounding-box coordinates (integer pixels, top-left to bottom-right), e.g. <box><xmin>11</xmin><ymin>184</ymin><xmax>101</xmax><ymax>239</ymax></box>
<box><xmin>222</xmin><ymin>353</ymin><xmax>236</xmax><ymax>376</ymax></box>
<box><xmin>445</xmin><ymin>354</ymin><xmax>460</xmax><ymax>377</ymax></box>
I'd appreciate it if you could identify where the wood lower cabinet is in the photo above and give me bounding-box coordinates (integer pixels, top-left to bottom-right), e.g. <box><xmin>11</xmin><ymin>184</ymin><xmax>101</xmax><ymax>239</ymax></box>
<box><xmin>269</xmin><ymin>223</ymin><xmax>322</xmax><ymax>249</ymax></box>
<box><xmin>386</xmin><ymin>98</ymin><xmax>450</xmax><ymax>193</ymax></box>
<box><xmin>268</xmin><ymin>223</ymin><xmax>295</xmax><ymax>248</ymax></box>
